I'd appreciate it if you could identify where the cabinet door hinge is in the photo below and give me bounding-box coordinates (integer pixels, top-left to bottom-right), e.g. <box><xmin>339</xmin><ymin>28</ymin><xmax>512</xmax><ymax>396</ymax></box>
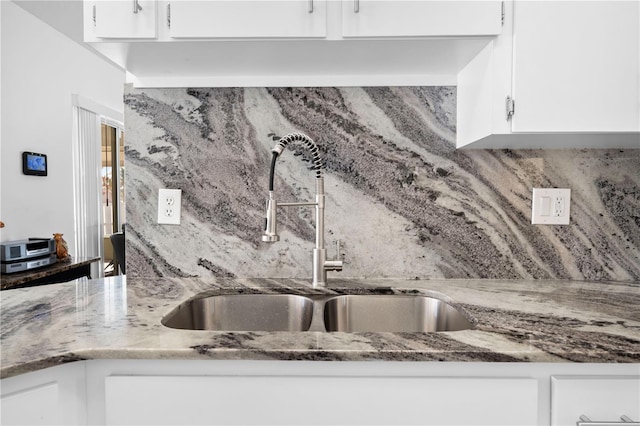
<box><xmin>506</xmin><ymin>96</ymin><xmax>515</xmax><ymax>121</ymax></box>
<box><xmin>501</xmin><ymin>1</ymin><xmax>505</xmax><ymax>26</ymax></box>
<box><xmin>167</xmin><ymin>3</ymin><xmax>171</xmax><ymax>28</ymax></box>
<box><xmin>92</xmin><ymin>4</ymin><xmax>96</xmax><ymax>26</ymax></box>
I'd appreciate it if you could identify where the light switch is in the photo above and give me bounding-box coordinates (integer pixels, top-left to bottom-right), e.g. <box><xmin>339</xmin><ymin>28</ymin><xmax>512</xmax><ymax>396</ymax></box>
<box><xmin>539</xmin><ymin>196</ymin><xmax>551</xmax><ymax>216</ymax></box>
<box><xmin>532</xmin><ymin>188</ymin><xmax>570</xmax><ymax>225</ymax></box>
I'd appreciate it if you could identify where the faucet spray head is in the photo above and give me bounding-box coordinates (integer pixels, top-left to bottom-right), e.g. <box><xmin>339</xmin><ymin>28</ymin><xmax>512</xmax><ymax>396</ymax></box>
<box><xmin>262</xmin><ymin>194</ymin><xmax>279</xmax><ymax>243</ymax></box>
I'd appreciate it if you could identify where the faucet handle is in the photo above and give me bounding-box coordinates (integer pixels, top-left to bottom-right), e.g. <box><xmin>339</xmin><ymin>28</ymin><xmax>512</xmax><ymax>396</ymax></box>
<box><xmin>324</xmin><ymin>240</ymin><xmax>343</xmax><ymax>272</ymax></box>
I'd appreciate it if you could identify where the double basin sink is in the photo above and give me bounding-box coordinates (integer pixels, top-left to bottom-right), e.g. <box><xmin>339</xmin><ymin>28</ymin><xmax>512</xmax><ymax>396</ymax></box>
<box><xmin>162</xmin><ymin>293</ymin><xmax>474</xmax><ymax>333</ymax></box>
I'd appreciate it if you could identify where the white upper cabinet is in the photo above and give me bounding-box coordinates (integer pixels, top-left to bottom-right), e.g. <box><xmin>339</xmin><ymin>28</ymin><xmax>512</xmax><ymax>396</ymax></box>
<box><xmin>84</xmin><ymin>0</ymin><xmax>503</xmax><ymax>40</ymax></box>
<box><xmin>342</xmin><ymin>1</ymin><xmax>503</xmax><ymax>38</ymax></box>
<box><xmin>85</xmin><ymin>1</ymin><xmax>158</xmax><ymax>39</ymax></box>
<box><xmin>168</xmin><ymin>1</ymin><xmax>327</xmax><ymax>39</ymax></box>
<box><xmin>457</xmin><ymin>0</ymin><xmax>640</xmax><ymax>149</ymax></box>
<box><xmin>511</xmin><ymin>2</ymin><xmax>640</xmax><ymax>134</ymax></box>
<box><xmin>82</xmin><ymin>0</ymin><xmax>504</xmax><ymax>87</ymax></box>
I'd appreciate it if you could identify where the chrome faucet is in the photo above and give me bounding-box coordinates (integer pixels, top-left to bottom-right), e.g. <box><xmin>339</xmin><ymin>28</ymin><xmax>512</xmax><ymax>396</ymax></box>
<box><xmin>262</xmin><ymin>133</ymin><xmax>343</xmax><ymax>288</ymax></box>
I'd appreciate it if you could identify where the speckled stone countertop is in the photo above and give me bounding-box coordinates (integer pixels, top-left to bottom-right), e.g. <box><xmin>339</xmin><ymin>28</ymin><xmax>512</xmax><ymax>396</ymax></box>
<box><xmin>1</xmin><ymin>277</ymin><xmax>638</xmax><ymax>379</ymax></box>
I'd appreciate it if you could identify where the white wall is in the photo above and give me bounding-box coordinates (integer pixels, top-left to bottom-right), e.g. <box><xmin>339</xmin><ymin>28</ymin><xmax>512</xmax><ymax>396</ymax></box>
<box><xmin>0</xmin><ymin>1</ymin><xmax>125</xmax><ymax>255</ymax></box>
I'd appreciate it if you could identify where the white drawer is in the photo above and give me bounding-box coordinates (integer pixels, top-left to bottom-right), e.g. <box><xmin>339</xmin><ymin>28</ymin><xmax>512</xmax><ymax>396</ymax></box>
<box><xmin>551</xmin><ymin>375</ymin><xmax>640</xmax><ymax>426</ymax></box>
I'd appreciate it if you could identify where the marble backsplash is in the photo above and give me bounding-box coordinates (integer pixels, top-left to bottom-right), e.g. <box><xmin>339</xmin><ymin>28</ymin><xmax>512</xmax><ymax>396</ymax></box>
<box><xmin>124</xmin><ymin>86</ymin><xmax>640</xmax><ymax>281</ymax></box>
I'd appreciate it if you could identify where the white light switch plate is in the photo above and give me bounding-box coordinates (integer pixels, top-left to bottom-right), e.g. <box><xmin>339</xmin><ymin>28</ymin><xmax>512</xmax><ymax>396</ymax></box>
<box><xmin>532</xmin><ymin>188</ymin><xmax>570</xmax><ymax>225</ymax></box>
<box><xmin>158</xmin><ymin>189</ymin><xmax>182</xmax><ymax>225</ymax></box>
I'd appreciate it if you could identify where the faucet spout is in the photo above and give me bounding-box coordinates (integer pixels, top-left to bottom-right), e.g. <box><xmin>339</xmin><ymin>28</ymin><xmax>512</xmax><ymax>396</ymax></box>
<box><xmin>261</xmin><ymin>133</ymin><xmax>343</xmax><ymax>288</ymax></box>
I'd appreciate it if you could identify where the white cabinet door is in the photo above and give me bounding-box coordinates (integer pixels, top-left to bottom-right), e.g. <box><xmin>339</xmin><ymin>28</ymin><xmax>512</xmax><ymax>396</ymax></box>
<box><xmin>551</xmin><ymin>376</ymin><xmax>640</xmax><ymax>426</ymax></box>
<box><xmin>88</xmin><ymin>0</ymin><xmax>158</xmax><ymax>39</ymax></box>
<box><xmin>0</xmin><ymin>363</ymin><xmax>86</xmax><ymax>426</ymax></box>
<box><xmin>511</xmin><ymin>1</ymin><xmax>640</xmax><ymax>133</ymax></box>
<box><xmin>456</xmin><ymin>0</ymin><xmax>640</xmax><ymax>148</ymax></box>
<box><xmin>105</xmin><ymin>375</ymin><xmax>537</xmax><ymax>425</ymax></box>
<box><xmin>342</xmin><ymin>1</ymin><xmax>503</xmax><ymax>37</ymax></box>
<box><xmin>168</xmin><ymin>1</ymin><xmax>327</xmax><ymax>38</ymax></box>
<box><xmin>1</xmin><ymin>383</ymin><xmax>60</xmax><ymax>425</ymax></box>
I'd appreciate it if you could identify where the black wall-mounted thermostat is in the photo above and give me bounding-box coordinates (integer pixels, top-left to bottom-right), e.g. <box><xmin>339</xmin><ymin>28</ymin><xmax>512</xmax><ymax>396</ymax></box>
<box><xmin>22</xmin><ymin>152</ymin><xmax>48</xmax><ymax>176</ymax></box>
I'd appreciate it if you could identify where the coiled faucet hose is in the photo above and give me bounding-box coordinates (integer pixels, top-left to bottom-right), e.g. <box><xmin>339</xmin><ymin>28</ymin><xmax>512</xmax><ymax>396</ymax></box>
<box><xmin>269</xmin><ymin>132</ymin><xmax>324</xmax><ymax>191</ymax></box>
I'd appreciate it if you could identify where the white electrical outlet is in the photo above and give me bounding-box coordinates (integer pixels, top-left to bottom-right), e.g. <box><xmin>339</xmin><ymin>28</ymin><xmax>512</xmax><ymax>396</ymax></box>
<box><xmin>158</xmin><ymin>189</ymin><xmax>182</xmax><ymax>225</ymax></box>
<box><xmin>531</xmin><ymin>188</ymin><xmax>571</xmax><ymax>225</ymax></box>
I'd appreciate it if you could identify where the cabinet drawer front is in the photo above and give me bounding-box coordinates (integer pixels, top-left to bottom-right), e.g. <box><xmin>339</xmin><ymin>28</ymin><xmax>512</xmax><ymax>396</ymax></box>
<box><xmin>106</xmin><ymin>376</ymin><xmax>537</xmax><ymax>425</ymax></box>
<box><xmin>169</xmin><ymin>1</ymin><xmax>327</xmax><ymax>39</ymax></box>
<box><xmin>552</xmin><ymin>376</ymin><xmax>640</xmax><ymax>426</ymax></box>
<box><xmin>342</xmin><ymin>1</ymin><xmax>502</xmax><ymax>38</ymax></box>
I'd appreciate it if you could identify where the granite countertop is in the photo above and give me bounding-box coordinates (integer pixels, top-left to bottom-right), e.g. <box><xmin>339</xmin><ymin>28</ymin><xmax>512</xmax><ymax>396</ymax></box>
<box><xmin>1</xmin><ymin>276</ymin><xmax>639</xmax><ymax>379</ymax></box>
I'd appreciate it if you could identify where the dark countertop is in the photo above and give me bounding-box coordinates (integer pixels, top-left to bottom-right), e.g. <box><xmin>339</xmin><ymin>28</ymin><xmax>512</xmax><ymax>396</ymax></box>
<box><xmin>1</xmin><ymin>276</ymin><xmax>638</xmax><ymax>379</ymax></box>
<box><xmin>0</xmin><ymin>257</ymin><xmax>100</xmax><ymax>290</ymax></box>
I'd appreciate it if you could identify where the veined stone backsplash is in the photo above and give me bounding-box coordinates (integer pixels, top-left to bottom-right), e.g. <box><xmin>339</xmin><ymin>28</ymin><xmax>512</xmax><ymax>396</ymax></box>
<box><xmin>124</xmin><ymin>85</ymin><xmax>640</xmax><ymax>281</ymax></box>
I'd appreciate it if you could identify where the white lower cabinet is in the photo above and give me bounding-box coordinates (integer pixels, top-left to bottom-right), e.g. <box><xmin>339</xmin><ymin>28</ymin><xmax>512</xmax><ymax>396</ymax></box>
<box><xmin>551</xmin><ymin>376</ymin><xmax>640</xmax><ymax>426</ymax></box>
<box><xmin>1</xmin><ymin>382</ymin><xmax>59</xmax><ymax>425</ymax></box>
<box><xmin>2</xmin><ymin>361</ymin><xmax>639</xmax><ymax>425</ymax></box>
<box><xmin>104</xmin><ymin>375</ymin><xmax>536</xmax><ymax>425</ymax></box>
<box><xmin>0</xmin><ymin>363</ymin><xmax>87</xmax><ymax>426</ymax></box>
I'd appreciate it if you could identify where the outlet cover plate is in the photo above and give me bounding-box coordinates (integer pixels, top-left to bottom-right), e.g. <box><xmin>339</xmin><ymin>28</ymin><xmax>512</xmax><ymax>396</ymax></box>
<box><xmin>158</xmin><ymin>188</ymin><xmax>182</xmax><ymax>225</ymax></box>
<box><xmin>531</xmin><ymin>188</ymin><xmax>570</xmax><ymax>225</ymax></box>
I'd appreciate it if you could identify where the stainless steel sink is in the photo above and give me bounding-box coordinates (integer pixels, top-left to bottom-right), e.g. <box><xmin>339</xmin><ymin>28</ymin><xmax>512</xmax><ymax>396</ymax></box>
<box><xmin>162</xmin><ymin>292</ymin><xmax>474</xmax><ymax>333</ymax></box>
<box><xmin>161</xmin><ymin>294</ymin><xmax>314</xmax><ymax>331</ymax></box>
<box><xmin>323</xmin><ymin>295</ymin><xmax>473</xmax><ymax>332</ymax></box>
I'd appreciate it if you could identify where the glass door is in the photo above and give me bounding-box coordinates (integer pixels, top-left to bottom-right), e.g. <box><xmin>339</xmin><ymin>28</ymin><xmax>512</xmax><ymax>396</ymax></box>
<box><xmin>101</xmin><ymin>122</ymin><xmax>125</xmax><ymax>275</ymax></box>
